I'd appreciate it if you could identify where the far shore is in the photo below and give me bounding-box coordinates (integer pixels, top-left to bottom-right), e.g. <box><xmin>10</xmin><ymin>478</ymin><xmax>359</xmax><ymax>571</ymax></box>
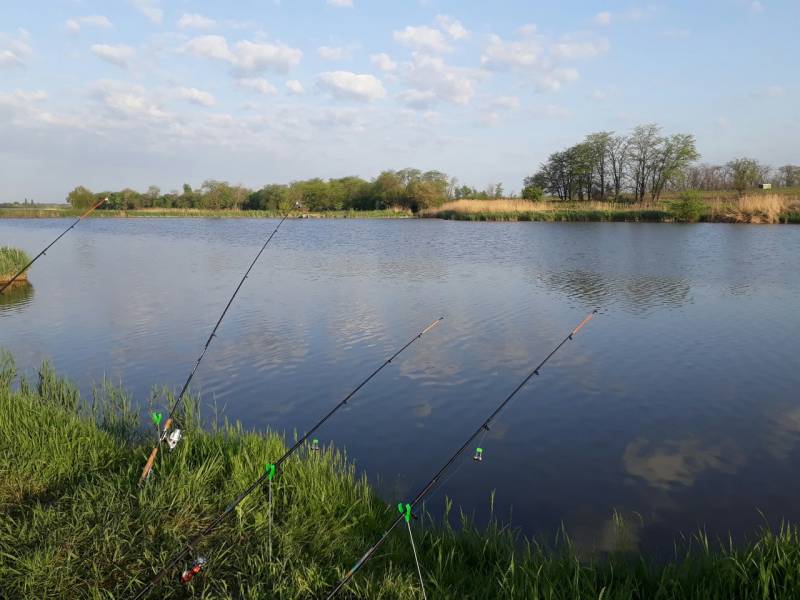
<box><xmin>2</xmin><ymin>193</ymin><xmax>799</xmax><ymax>224</ymax></box>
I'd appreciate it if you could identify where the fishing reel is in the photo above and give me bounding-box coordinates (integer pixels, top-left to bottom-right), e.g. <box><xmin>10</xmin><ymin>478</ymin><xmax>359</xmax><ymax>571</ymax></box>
<box><xmin>166</xmin><ymin>428</ymin><xmax>183</xmax><ymax>451</ymax></box>
<box><xmin>180</xmin><ymin>556</ymin><xmax>207</xmax><ymax>584</ymax></box>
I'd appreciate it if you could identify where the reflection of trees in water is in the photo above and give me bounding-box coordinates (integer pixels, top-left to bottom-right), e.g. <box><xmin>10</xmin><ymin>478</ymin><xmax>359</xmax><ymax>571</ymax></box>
<box><xmin>540</xmin><ymin>269</ymin><xmax>691</xmax><ymax>313</ymax></box>
<box><xmin>0</xmin><ymin>282</ymin><xmax>34</xmax><ymax>313</ymax></box>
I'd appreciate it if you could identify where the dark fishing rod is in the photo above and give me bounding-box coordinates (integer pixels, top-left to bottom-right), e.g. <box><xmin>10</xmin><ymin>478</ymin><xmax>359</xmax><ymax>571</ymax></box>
<box><xmin>325</xmin><ymin>310</ymin><xmax>598</xmax><ymax>599</ymax></box>
<box><xmin>129</xmin><ymin>316</ymin><xmax>444</xmax><ymax>600</ymax></box>
<box><xmin>0</xmin><ymin>197</ymin><xmax>107</xmax><ymax>294</ymax></box>
<box><xmin>138</xmin><ymin>212</ymin><xmax>292</xmax><ymax>485</ymax></box>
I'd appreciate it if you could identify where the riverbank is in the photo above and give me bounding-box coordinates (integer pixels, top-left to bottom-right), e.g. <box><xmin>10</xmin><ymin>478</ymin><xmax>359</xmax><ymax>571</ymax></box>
<box><xmin>420</xmin><ymin>194</ymin><xmax>800</xmax><ymax>224</ymax></box>
<box><xmin>0</xmin><ymin>207</ymin><xmax>412</xmax><ymax>219</ymax></box>
<box><xmin>2</xmin><ymin>355</ymin><xmax>800</xmax><ymax>599</ymax></box>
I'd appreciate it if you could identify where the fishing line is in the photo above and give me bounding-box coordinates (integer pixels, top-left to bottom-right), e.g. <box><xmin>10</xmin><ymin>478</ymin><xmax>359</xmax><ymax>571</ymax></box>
<box><xmin>325</xmin><ymin>310</ymin><xmax>598</xmax><ymax>599</ymax></box>
<box><xmin>0</xmin><ymin>197</ymin><xmax>107</xmax><ymax>294</ymax></box>
<box><xmin>129</xmin><ymin>316</ymin><xmax>444</xmax><ymax>600</ymax></box>
<box><xmin>138</xmin><ymin>212</ymin><xmax>293</xmax><ymax>485</ymax></box>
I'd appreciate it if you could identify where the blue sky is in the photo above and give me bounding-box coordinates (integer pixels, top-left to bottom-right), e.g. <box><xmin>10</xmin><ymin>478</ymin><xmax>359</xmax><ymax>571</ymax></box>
<box><xmin>0</xmin><ymin>0</ymin><xmax>797</xmax><ymax>202</ymax></box>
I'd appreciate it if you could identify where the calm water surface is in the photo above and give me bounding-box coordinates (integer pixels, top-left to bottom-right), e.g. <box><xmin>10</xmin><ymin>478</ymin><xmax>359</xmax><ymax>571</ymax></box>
<box><xmin>2</xmin><ymin>218</ymin><xmax>799</xmax><ymax>556</ymax></box>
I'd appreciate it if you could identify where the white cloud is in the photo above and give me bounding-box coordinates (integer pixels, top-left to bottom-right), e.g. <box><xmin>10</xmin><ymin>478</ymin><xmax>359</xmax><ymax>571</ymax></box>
<box><xmin>482</xmin><ymin>111</ymin><xmax>501</xmax><ymax>127</ymax></box>
<box><xmin>593</xmin><ymin>11</ymin><xmax>612</xmax><ymax>26</ymax></box>
<box><xmin>750</xmin><ymin>1</ymin><xmax>765</xmax><ymax>13</ymax></box>
<box><xmin>66</xmin><ymin>15</ymin><xmax>113</xmax><ymax>33</ymax></box>
<box><xmin>401</xmin><ymin>53</ymin><xmax>480</xmax><ymax>107</ymax></box>
<box><xmin>92</xmin><ymin>80</ymin><xmax>168</xmax><ymax>121</ymax></box>
<box><xmin>435</xmin><ymin>15</ymin><xmax>469</xmax><ymax>40</ymax></box>
<box><xmin>317</xmin><ymin>45</ymin><xmax>347</xmax><ymax>60</ymax></box>
<box><xmin>327</xmin><ymin>0</ymin><xmax>354</xmax><ymax>6</ymax></box>
<box><xmin>370</xmin><ymin>52</ymin><xmax>397</xmax><ymax>72</ymax></box>
<box><xmin>183</xmin><ymin>35</ymin><xmax>302</xmax><ymax>73</ymax></box>
<box><xmin>0</xmin><ymin>29</ymin><xmax>32</xmax><ymax>69</ymax></box>
<box><xmin>177</xmin><ymin>86</ymin><xmax>215</xmax><ymax>106</ymax></box>
<box><xmin>590</xmin><ymin>89</ymin><xmax>608</xmax><ymax>101</ymax></box>
<box><xmin>394</xmin><ymin>25</ymin><xmax>450</xmax><ymax>53</ymax></box>
<box><xmin>317</xmin><ymin>71</ymin><xmax>386</xmax><ymax>102</ymax></box>
<box><xmin>536</xmin><ymin>68</ymin><xmax>579</xmax><ymax>92</ymax></box>
<box><xmin>178</xmin><ymin>13</ymin><xmax>217</xmax><ymax>30</ymax></box>
<box><xmin>91</xmin><ymin>44</ymin><xmax>135</xmax><ymax>69</ymax></box>
<box><xmin>285</xmin><ymin>79</ymin><xmax>305</xmax><ymax>94</ymax></box>
<box><xmin>552</xmin><ymin>38</ymin><xmax>610</xmax><ymax>60</ymax></box>
<box><xmin>237</xmin><ymin>77</ymin><xmax>278</xmax><ymax>96</ymax></box>
<box><xmin>481</xmin><ymin>34</ymin><xmax>542</xmax><ymax>70</ymax></box>
<box><xmin>130</xmin><ymin>0</ymin><xmax>163</xmax><ymax>25</ymax></box>
<box><xmin>481</xmin><ymin>31</ymin><xmax>603</xmax><ymax>94</ymax></box>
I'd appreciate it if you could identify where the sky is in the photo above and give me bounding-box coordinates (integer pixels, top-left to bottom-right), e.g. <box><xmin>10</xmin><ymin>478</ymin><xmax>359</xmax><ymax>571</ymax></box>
<box><xmin>0</xmin><ymin>0</ymin><xmax>797</xmax><ymax>202</ymax></box>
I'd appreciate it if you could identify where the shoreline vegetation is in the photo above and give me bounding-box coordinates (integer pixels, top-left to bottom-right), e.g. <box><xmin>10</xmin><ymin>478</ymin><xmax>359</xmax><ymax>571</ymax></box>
<box><xmin>2</xmin><ymin>191</ymin><xmax>799</xmax><ymax>224</ymax></box>
<box><xmin>0</xmin><ymin>246</ymin><xmax>31</xmax><ymax>284</ymax></box>
<box><xmin>4</xmin><ymin>354</ymin><xmax>800</xmax><ymax>599</ymax></box>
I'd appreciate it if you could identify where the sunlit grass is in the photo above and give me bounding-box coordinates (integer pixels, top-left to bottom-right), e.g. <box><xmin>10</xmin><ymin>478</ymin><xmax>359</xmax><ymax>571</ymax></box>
<box><xmin>4</xmin><ymin>352</ymin><xmax>800</xmax><ymax>598</ymax></box>
<box><xmin>422</xmin><ymin>194</ymin><xmax>800</xmax><ymax>224</ymax></box>
<box><xmin>0</xmin><ymin>246</ymin><xmax>31</xmax><ymax>281</ymax></box>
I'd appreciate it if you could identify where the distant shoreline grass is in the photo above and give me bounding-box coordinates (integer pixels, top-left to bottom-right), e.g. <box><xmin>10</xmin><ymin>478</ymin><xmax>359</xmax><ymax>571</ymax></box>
<box><xmin>420</xmin><ymin>194</ymin><xmax>800</xmax><ymax>224</ymax></box>
<box><xmin>4</xmin><ymin>352</ymin><xmax>800</xmax><ymax>599</ymax></box>
<box><xmin>0</xmin><ymin>246</ymin><xmax>31</xmax><ymax>282</ymax></box>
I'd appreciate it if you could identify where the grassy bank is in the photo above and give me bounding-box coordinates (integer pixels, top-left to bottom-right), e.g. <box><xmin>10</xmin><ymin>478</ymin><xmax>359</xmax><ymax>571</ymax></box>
<box><xmin>0</xmin><ymin>246</ymin><xmax>31</xmax><ymax>283</ymax></box>
<box><xmin>421</xmin><ymin>194</ymin><xmax>800</xmax><ymax>224</ymax></box>
<box><xmin>3</xmin><ymin>355</ymin><xmax>800</xmax><ymax>598</ymax></box>
<box><xmin>0</xmin><ymin>207</ymin><xmax>412</xmax><ymax>219</ymax></box>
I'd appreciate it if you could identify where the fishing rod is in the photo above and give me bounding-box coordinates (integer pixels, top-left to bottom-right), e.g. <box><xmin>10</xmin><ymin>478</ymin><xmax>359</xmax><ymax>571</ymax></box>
<box><xmin>129</xmin><ymin>316</ymin><xmax>444</xmax><ymax>600</ymax></box>
<box><xmin>325</xmin><ymin>310</ymin><xmax>598</xmax><ymax>599</ymax></box>
<box><xmin>0</xmin><ymin>197</ymin><xmax>107</xmax><ymax>294</ymax></box>
<box><xmin>138</xmin><ymin>212</ymin><xmax>293</xmax><ymax>485</ymax></box>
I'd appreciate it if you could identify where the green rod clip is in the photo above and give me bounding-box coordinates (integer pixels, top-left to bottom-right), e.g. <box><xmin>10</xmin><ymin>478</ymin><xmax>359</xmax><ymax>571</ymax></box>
<box><xmin>265</xmin><ymin>463</ymin><xmax>276</xmax><ymax>481</ymax></box>
<box><xmin>397</xmin><ymin>502</ymin><xmax>412</xmax><ymax>523</ymax></box>
<box><xmin>151</xmin><ymin>412</ymin><xmax>163</xmax><ymax>427</ymax></box>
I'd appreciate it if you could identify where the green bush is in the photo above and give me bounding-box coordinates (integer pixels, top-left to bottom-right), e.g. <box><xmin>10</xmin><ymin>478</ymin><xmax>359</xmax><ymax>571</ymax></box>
<box><xmin>521</xmin><ymin>185</ymin><xmax>544</xmax><ymax>201</ymax></box>
<box><xmin>671</xmin><ymin>191</ymin><xmax>706</xmax><ymax>223</ymax></box>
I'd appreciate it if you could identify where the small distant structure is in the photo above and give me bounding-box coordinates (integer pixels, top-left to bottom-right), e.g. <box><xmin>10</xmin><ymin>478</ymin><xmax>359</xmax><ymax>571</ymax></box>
<box><xmin>759</xmin><ymin>183</ymin><xmax>772</xmax><ymax>190</ymax></box>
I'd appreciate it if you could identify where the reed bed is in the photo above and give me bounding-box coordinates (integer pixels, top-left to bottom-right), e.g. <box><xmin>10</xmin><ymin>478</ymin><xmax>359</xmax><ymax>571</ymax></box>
<box><xmin>0</xmin><ymin>246</ymin><xmax>31</xmax><ymax>282</ymax></box>
<box><xmin>705</xmin><ymin>194</ymin><xmax>800</xmax><ymax>224</ymax></box>
<box><xmin>421</xmin><ymin>200</ymin><xmax>672</xmax><ymax>222</ymax></box>
<box><xmin>4</xmin><ymin>352</ymin><xmax>800</xmax><ymax>598</ymax></box>
<box><xmin>423</xmin><ymin>195</ymin><xmax>800</xmax><ymax>224</ymax></box>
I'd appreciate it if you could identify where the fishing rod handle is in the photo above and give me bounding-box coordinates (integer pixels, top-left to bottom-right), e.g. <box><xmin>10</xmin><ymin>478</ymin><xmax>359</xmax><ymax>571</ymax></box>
<box><xmin>139</xmin><ymin>447</ymin><xmax>159</xmax><ymax>485</ymax></box>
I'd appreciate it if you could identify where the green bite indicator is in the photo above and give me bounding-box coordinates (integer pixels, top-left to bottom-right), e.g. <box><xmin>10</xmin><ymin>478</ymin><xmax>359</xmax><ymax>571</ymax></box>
<box><xmin>473</xmin><ymin>447</ymin><xmax>483</xmax><ymax>462</ymax></box>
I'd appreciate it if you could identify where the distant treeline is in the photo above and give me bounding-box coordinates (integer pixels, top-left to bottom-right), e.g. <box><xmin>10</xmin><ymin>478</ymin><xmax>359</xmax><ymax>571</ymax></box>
<box><xmin>525</xmin><ymin>123</ymin><xmax>799</xmax><ymax>203</ymax></box>
<box><xmin>63</xmin><ymin>169</ymin><xmax>486</xmax><ymax>213</ymax></box>
<box><xmin>56</xmin><ymin>125</ymin><xmax>799</xmax><ymax>212</ymax></box>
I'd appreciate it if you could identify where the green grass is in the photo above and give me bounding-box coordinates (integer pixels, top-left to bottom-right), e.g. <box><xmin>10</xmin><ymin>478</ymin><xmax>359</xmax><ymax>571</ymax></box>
<box><xmin>4</xmin><ymin>353</ymin><xmax>800</xmax><ymax>599</ymax></box>
<box><xmin>0</xmin><ymin>246</ymin><xmax>31</xmax><ymax>281</ymax></box>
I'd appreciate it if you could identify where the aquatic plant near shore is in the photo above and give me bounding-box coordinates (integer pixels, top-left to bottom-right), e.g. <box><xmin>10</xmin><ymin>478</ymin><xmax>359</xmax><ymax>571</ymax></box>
<box><xmin>4</xmin><ymin>356</ymin><xmax>800</xmax><ymax>598</ymax></box>
<box><xmin>0</xmin><ymin>246</ymin><xmax>31</xmax><ymax>282</ymax></box>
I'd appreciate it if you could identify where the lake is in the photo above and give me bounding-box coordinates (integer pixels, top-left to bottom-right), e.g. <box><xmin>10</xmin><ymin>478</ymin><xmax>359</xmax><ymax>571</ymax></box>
<box><xmin>2</xmin><ymin>217</ymin><xmax>799</xmax><ymax>557</ymax></box>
